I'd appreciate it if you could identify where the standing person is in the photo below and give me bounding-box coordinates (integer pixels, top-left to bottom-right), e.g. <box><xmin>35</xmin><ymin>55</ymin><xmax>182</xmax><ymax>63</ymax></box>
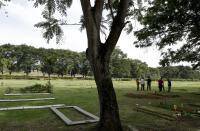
<box><xmin>167</xmin><ymin>78</ymin><xmax>172</xmax><ymax>92</ymax></box>
<box><xmin>162</xmin><ymin>79</ymin><xmax>165</xmax><ymax>92</ymax></box>
<box><xmin>147</xmin><ymin>76</ymin><xmax>152</xmax><ymax>91</ymax></box>
<box><xmin>140</xmin><ymin>77</ymin><xmax>145</xmax><ymax>91</ymax></box>
<box><xmin>158</xmin><ymin>77</ymin><xmax>164</xmax><ymax>92</ymax></box>
<box><xmin>136</xmin><ymin>78</ymin><xmax>140</xmax><ymax>91</ymax></box>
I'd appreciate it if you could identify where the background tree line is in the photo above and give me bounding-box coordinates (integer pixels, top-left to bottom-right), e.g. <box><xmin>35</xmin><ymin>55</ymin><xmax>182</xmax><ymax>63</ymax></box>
<box><xmin>0</xmin><ymin>44</ymin><xmax>199</xmax><ymax>80</ymax></box>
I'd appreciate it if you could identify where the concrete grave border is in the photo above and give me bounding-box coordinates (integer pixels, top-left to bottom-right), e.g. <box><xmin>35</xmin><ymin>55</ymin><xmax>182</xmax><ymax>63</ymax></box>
<box><xmin>135</xmin><ymin>106</ymin><xmax>176</xmax><ymax>121</ymax></box>
<box><xmin>4</xmin><ymin>93</ymin><xmax>51</xmax><ymax>96</ymax></box>
<box><xmin>0</xmin><ymin>97</ymin><xmax>55</xmax><ymax>102</ymax></box>
<box><xmin>50</xmin><ymin>106</ymin><xmax>99</xmax><ymax>125</ymax></box>
<box><xmin>0</xmin><ymin>104</ymin><xmax>65</xmax><ymax>111</ymax></box>
<box><xmin>0</xmin><ymin>104</ymin><xmax>99</xmax><ymax>126</ymax></box>
<box><xmin>188</xmin><ymin>103</ymin><xmax>200</xmax><ymax>108</ymax></box>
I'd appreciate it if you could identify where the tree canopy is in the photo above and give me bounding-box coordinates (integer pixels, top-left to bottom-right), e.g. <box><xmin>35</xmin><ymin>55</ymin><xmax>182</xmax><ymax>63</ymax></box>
<box><xmin>134</xmin><ymin>0</ymin><xmax>200</xmax><ymax>69</ymax></box>
<box><xmin>1</xmin><ymin>44</ymin><xmax>199</xmax><ymax>79</ymax></box>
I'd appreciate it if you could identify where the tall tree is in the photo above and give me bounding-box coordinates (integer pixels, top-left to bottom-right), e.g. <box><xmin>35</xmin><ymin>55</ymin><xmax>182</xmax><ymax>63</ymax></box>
<box><xmin>78</xmin><ymin>2</ymin><xmax>130</xmax><ymax>129</ymax></box>
<box><xmin>16</xmin><ymin>45</ymin><xmax>36</xmax><ymax>76</ymax></box>
<box><xmin>79</xmin><ymin>52</ymin><xmax>91</xmax><ymax>78</ymax></box>
<box><xmin>111</xmin><ymin>47</ymin><xmax>131</xmax><ymax>78</ymax></box>
<box><xmin>54</xmin><ymin>51</ymin><xmax>69</xmax><ymax>77</ymax></box>
<box><xmin>134</xmin><ymin>0</ymin><xmax>200</xmax><ymax>69</ymax></box>
<box><xmin>130</xmin><ymin>59</ymin><xmax>149</xmax><ymax>78</ymax></box>
<box><xmin>40</xmin><ymin>49</ymin><xmax>57</xmax><ymax>80</ymax></box>
<box><xmin>1</xmin><ymin>44</ymin><xmax>17</xmax><ymax>75</ymax></box>
<box><xmin>0</xmin><ymin>57</ymin><xmax>6</xmax><ymax>74</ymax></box>
<box><xmin>33</xmin><ymin>0</ymin><xmax>135</xmax><ymax>130</ymax></box>
<box><xmin>0</xmin><ymin>47</ymin><xmax>6</xmax><ymax>74</ymax></box>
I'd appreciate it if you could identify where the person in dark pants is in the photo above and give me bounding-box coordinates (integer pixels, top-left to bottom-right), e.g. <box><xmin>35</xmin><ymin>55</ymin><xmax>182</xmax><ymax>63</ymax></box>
<box><xmin>158</xmin><ymin>77</ymin><xmax>164</xmax><ymax>92</ymax></box>
<box><xmin>140</xmin><ymin>77</ymin><xmax>145</xmax><ymax>91</ymax></box>
<box><xmin>136</xmin><ymin>78</ymin><xmax>140</xmax><ymax>91</ymax></box>
<box><xmin>147</xmin><ymin>76</ymin><xmax>152</xmax><ymax>91</ymax></box>
<box><xmin>167</xmin><ymin>79</ymin><xmax>172</xmax><ymax>92</ymax></box>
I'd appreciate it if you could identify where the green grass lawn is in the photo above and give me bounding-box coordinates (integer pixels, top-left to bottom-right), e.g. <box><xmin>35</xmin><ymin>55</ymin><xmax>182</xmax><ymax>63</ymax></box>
<box><xmin>0</xmin><ymin>79</ymin><xmax>200</xmax><ymax>131</ymax></box>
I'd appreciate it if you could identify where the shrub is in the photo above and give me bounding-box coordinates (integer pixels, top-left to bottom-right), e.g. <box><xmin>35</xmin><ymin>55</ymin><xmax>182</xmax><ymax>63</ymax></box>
<box><xmin>45</xmin><ymin>81</ymin><xmax>53</xmax><ymax>93</ymax></box>
<box><xmin>20</xmin><ymin>82</ymin><xmax>53</xmax><ymax>93</ymax></box>
<box><xmin>5</xmin><ymin>87</ymin><xmax>14</xmax><ymax>94</ymax></box>
<box><xmin>121</xmin><ymin>78</ymin><xmax>132</xmax><ymax>81</ymax></box>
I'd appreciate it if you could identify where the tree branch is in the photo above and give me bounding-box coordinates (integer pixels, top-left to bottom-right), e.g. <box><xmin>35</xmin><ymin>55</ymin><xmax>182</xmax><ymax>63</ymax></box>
<box><xmin>104</xmin><ymin>0</ymin><xmax>130</xmax><ymax>59</ymax></box>
<box><xmin>80</xmin><ymin>0</ymin><xmax>92</xmax><ymax>30</ymax></box>
<box><xmin>108</xmin><ymin>0</ymin><xmax>114</xmax><ymax>20</ymax></box>
<box><xmin>60</xmin><ymin>23</ymin><xmax>82</xmax><ymax>26</ymax></box>
<box><xmin>94</xmin><ymin>0</ymin><xmax>105</xmax><ymax>32</ymax></box>
<box><xmin>80</xmin><ymin>0</ymin><xmax>101</xmax><ymax>59</ymax></box>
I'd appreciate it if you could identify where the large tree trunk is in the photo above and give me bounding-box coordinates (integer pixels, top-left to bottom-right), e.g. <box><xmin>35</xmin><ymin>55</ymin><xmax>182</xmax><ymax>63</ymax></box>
<box><xmin>80</xmin><ymin>0</ymin><xmax>129</xmax><ymax>130</ymax></box>
<box><xmin>90</xmin><ymin>54</ymin><xmax>122</xmax><ymax>131</ymax></box>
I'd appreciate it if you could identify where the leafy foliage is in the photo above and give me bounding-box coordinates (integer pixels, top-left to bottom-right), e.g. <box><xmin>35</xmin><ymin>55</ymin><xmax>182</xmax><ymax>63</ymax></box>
<box><xmin>4</xmin><ymin>82</ymin><xmax>53</xmax><ymax>93</ymax></box>
<box><xmin>33</xmin><ymin>0</ymin><xmax>72</xmax><ymax>16</ymax></box>
<box><xmin>33</xmin><ymin>0</ymin><xmax>72</xmax><ymax>43</ymax></box>
<box><xmin>134</xmin><ymin>0</ymin><xmax>200</xmax><ymax>69</ymax></box>
<box><xmin>21</xmin><ymin>82</ymin><xmax>53</xmax><ymax>93</ymax></box>
<box><xmin>0</xmin><ymin>0</ymin><xmax>10</xmax><ymax>9</ymax></box>
<box><xmin>34</xmin><ymin>12</ymin><xmax>64</xmax><ymax>43</ymax></box>
<box><xmin>33</xmin><ymin>0</ymin><xmax>148</xmax><ymax>45</ymax></box>
<box><xmin>0</xmin><ymin>44</ymin><xmax>199</xmax><ymax>79</ymax></box>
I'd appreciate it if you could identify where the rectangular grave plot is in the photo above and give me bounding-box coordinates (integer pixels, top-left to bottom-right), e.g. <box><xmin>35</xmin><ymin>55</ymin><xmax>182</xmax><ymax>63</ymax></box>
<box><xmin>0</xmin><ymin>108</ymin><xmax>66</xmax><ymax>130</ymax></box>
<box><xmin>144</xmin><ymin>106</ymin><xmax>175</xmax><ymax>116</ymax></box>
<box><xmin>0</xmin><ymin>104</ymin><xmax>65</xmax><ymax>111</ymax></box>
<box><xmin>135</xmin><ymin>106</ymin><xmax>177</xmax><ymax>121</ymax></box>
<box><xmin>50</xmin><ymin>106</ymin><xmax>99</xmax><ymax>125</ymax></box>
<box><xmin>0</xmin><ymin>98</ymin><xmax>55</xmax><ymax>102</ymax></box>
<box><xmin>58</xmin><ymin>107</ymin><xmax>92</xmax><ymax>121</ymax></box>
<box><xmin>0</xmin><ymin>108</ymin><xmax>51</xmax><ymax>122</ymax></box>
<box><xmin>4</xmin><ymin>93</ymin><xmax>51</xmax><ymax>96</ymax></box>
<box><xmin>188</xmin><ymin>103</ymin><xmax>200</xmax><ymax>108</ymax></box>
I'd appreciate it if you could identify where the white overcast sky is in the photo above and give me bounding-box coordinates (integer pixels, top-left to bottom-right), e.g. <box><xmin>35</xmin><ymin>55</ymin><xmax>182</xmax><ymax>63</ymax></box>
<box><xmin>0</xmin><ymin>0</ymin><xmax>164</xmax><ymax>67</ymax></box>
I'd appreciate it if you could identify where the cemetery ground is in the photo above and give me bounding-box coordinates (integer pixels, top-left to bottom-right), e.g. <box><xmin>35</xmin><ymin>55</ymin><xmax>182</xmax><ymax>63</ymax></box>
<box><xmin>0</xmin><ymin>79</ymin><xmax>200</xmax><ymax>131</ymax></box>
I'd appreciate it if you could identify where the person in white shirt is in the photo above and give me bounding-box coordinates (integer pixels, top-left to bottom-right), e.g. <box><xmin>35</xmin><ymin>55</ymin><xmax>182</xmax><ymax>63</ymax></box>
<box><xmin>140</xmin><ymin>77</ymin><xmax>145</xmax><ymax>91</ymax></box>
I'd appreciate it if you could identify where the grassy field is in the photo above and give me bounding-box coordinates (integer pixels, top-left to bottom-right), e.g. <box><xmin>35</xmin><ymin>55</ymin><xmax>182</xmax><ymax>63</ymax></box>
<box><xmin>0</xmin><ymin>79</ymin><xmax>200</xmax><ymax>131</ymax></box>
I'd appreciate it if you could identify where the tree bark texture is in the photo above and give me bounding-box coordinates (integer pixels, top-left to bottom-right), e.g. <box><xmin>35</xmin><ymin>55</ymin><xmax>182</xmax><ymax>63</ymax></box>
<box><xmin>92</xmin><ymin>55</ymin><xmax>122</xmax><ymax>131</ymax></box>
<box><xmin>80</xmin><ymin>0</ymin><xmax>130</xmax><ymax>130</ymax></box>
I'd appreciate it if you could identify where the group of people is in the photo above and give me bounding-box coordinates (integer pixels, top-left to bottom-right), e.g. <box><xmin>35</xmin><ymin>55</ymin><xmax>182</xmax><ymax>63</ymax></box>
<box><xmin>158</xmin><ymin>77</ymin><xmax>172</xmax><ymax>92</ymax></box>
<box><xmin>136</xmin><ymin>77</ymin><xmax>172</xmax><ymax>92</ymax></box>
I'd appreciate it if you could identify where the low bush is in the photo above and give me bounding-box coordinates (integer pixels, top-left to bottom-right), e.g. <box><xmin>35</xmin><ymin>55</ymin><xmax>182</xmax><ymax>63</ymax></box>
<box><xmin>5</xmin><ymin>87</ymin><xmax>14</xmax><ymax>94</ymax></box>
<box><xmin>4</xmin><ymin>82</ymin><xmax>53</xmax><ymax>94</ymax></box>
<box><xmin>120</xmin><ymin>78</ymin><xmax>132</xmax><ymax>81</ymax></box>
<box><xmin>20</xmin><ymin>82</ymin><xmax>53</xmax><ymax>93</ymax></box>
